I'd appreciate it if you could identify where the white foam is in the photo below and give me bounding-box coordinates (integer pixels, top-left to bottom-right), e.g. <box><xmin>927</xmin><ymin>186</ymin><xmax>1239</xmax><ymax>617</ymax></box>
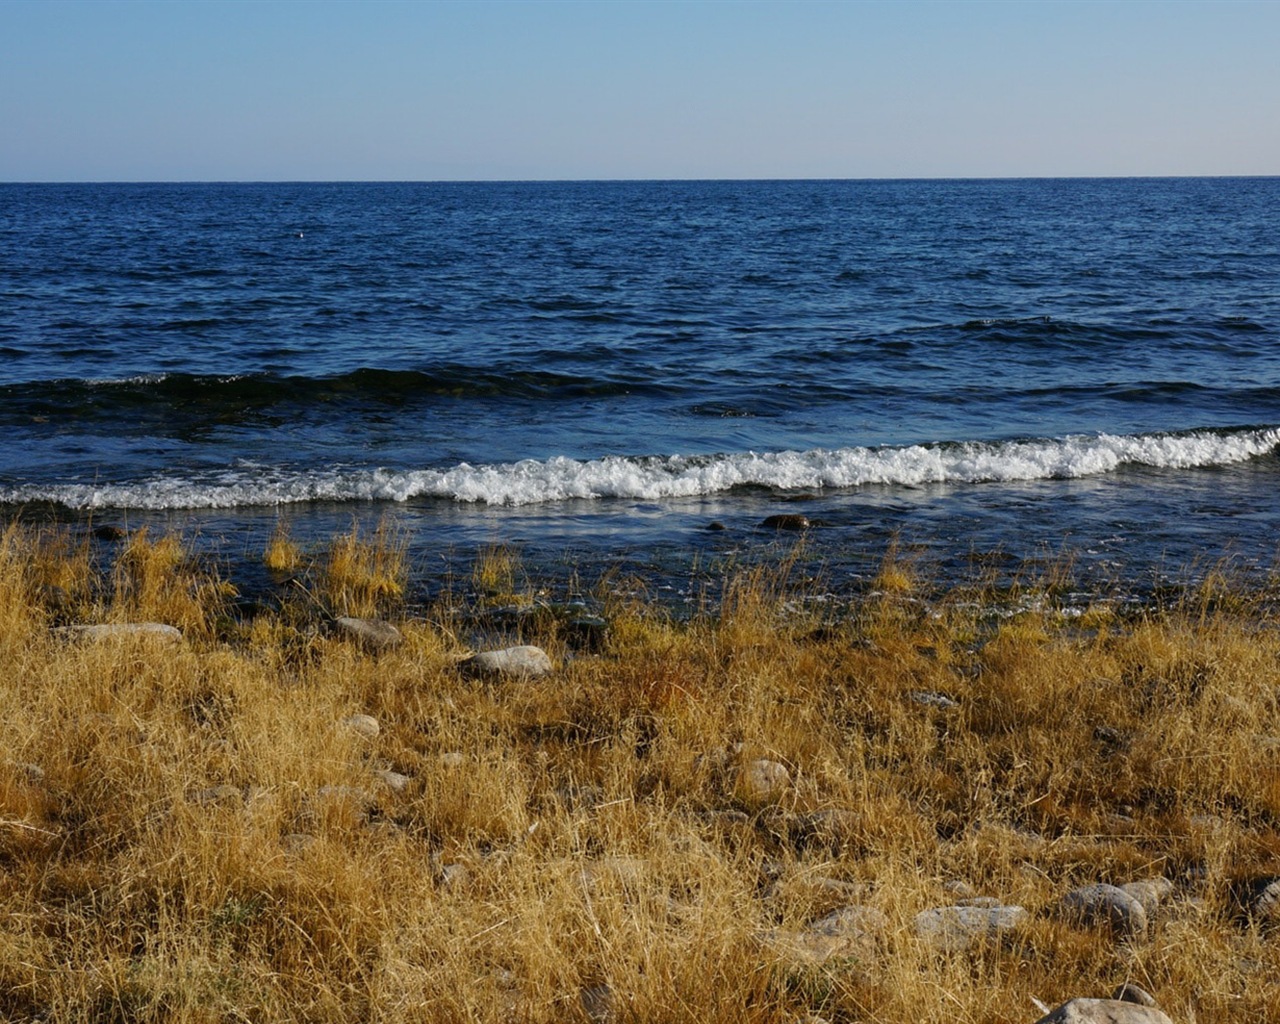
<box><xmin>4</xmin><ymin>428</ymin><xmax>1278</xmax><ymax>511</ymax></box>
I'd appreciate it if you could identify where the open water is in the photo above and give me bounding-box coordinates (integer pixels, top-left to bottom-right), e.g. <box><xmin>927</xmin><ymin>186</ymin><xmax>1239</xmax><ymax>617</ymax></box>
<box><xmin>2</xmin><ymin>178</ymin><xmax>1279</xmax><ymax>605</ymax></box>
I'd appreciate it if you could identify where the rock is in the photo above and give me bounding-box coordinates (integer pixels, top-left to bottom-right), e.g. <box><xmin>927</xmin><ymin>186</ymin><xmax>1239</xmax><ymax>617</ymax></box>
<box><xmin>1250</xmin><ymin>878</ymin><xmax>1280</xmax><ymax>921</ymax></box>
<box><xmin>1119</xmin><ymin>878</ymin><xmax>1174</xmax><ymax>919</ymax></box>
<box><xmin>580</xmin><ymin>984</ymin><xmax>616</xmax><ymax>1024</ymax></box>
<box><xmin>437</xmin><ymin>862</ymin><xmax>471</xmax><ymax>890</ymax></box>
<box><xmin>566</xmin><ymin>615</ymin><xmax>609</xmax><ymax>651</ymax></box>
<box><xmin>334</xmin><ymin>616</ymin><xmax>402</xmax><ymax>651</ymax></box>
<box><xmin>790</xmin><ymin>808</ymin><xmax>861</xmax><ymax>851</ymax></box>
<box><xmin>914</xmin><ymin>904</ymin><xmax>1028</xmax><ymax>951</ymax></box>
<box><xmin>55</xmin><ymin>622</ymin><xmax>182</xmax><ymax>643</ymax></box>
<box><xmin>341</xmin><ymin>713</ymin><xmax>381</xmax><ymax>740</ymax></box>
<box><xmin>761</xmin><ymin>514</ymin><xmax>810</xmax><ymax>531</ymax></box>
<box><xmin>736</xmin><ymin>758</ymin><xmax>791</xmax><ymax>802</ymax></box>
<box><xmin>189</xmin><ymin>784</ymin><xmax>243</xmax><ymax>807</ymax></box>
<box><xmin>1032</xmin><ymin>998</ymin><xmax>1173</xmax><ymax>1024</ymax></box>
<box><xmin>461</xmin><ymin>645</ymin><xmax>553</xmax><ymax>680</ymax></box>
<box><xmin>1061</xmin><ymin>884</ymin><xmax>1148</xmax><ymax>939</ymax></box>
<box><xmin>1111</xmin><ymin>984</ymin><xmax>1158</xmax><ymax>1008</ymax></box>
<box><xmin>706</xmin><ymin>520</ymin><xmax>727</xmax><ymax>531</ymax></box>
<box><xmin>761</xmin><ymin>905</ymin><xmax>887</xmax><ymax>965</ymax></box>
<box><xmin>373</xmin><ymin>769</ymin><xmax>411</xmax><ymax>793</ymax></box>
<box><xmin>438</xmin><ymin>751</ymin><xmax>465</xmax><ymax>768</ymax></box>
<box><xmin>909</xmin><ymin>690</ymin><xmax>959</xmax><ymax>710</ymax></box>
<box><xmin>91</xmin><ymin>524</ymin><xmax>127</xmax><ymax>541</ymax></box>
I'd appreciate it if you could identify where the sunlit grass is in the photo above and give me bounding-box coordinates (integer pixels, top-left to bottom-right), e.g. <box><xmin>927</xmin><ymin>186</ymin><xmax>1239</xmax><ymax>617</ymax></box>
<box><xmin>0</xmin><ymin>526</ymin><xmax>1277</xmax><ymax>1021</ymax></box>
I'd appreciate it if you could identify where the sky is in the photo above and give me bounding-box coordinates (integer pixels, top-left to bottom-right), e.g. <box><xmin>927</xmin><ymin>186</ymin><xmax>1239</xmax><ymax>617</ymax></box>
<box><xmin>1</xmin><ymin>0</ymin><xmax>1276</xmax><ymax>181</ymax></box>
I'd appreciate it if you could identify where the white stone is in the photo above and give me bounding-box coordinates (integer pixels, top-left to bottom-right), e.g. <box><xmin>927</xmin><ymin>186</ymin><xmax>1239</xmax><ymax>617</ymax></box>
<box><xmin>1033</xmin><ymin>998</ymin><xmax>1173</xmax><ymax>1024</ymax></box>
<box><xmin>462</xmin><ymin>645</ymin><xmax>554</xmax><ymax>679</ymax></box>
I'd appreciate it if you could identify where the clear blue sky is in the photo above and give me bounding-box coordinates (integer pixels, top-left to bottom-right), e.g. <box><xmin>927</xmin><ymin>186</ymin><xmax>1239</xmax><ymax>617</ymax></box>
<box><xmin>2</xmin><ymin>0</ymin><xmax>1276</xmax><ymax>181</ymax></box>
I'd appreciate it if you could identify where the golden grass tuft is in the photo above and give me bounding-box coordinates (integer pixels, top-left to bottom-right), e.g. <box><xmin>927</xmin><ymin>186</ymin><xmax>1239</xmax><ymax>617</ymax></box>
<box><xmin>1</xmin><ymin>527</ymin><xmax>1279</xmax><ymax>1021</ymax></box>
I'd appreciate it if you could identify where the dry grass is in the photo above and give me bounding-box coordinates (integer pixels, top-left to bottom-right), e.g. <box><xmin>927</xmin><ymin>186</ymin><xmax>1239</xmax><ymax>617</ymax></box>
<box><xmin>2</xmin><ymin>524</ymin><xmax>1279</xmax><ymax>1022</ymax></box>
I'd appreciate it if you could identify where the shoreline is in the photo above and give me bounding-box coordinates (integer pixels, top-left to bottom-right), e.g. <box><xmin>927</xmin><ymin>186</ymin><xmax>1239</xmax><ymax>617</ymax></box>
<box><xmin>1</xmin><ymin>524</ymin><xmax>1278</xmax><ymax>1022</ymax></box>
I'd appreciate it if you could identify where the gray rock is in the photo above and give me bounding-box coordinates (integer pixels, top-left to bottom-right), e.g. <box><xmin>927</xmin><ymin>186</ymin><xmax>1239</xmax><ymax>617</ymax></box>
<box><xmin>1111</xmin><ymin>984</ymin><xmax>1158</xmax><ymax>1008</ymax></box>
<box><xmin>55</xmin><ymin>622</ymin><xmax>182</xmax><ymax>643</ymax></box>
<box><xmin>580</xmin><ymin>984</ymin><xmax>615</xmax><ymax>1024</ymax></box>
<box><xmin>1119</xmin><ymin>878</ymin><xmax>1174</xmax><ymax>919</ymax></box>
<box><xmin>341</xmin><ymin>713</ymin><xmax>381</xmax><ymax>740</ymax></box>
<box><xmin>374</xmin><ymin>769</ymin><xmax>411</xmax><ymax>794</ymax></box>
<box><xmin>461</xmin><ymin>645</ymin><xmax>554</xmax><ymax>680</ymax></box>
<box><xmin>334</xmin><ymin>616</ymin><xmax>402</xmax><ymax>651</ymax></box>
<box><xmin>1033</xmin><ymin>998</ymin><xmax>1173</xmax><ymax>1024</ymax></box>
<box><xmin>438</xmin><ymin>751</ymin><xmax>465</xmax><ymax>768</ymax></box>
<box><xmin>914</xmin><ymin>904</ymin><xmax>1028</xmax><ymax>951</ymax></box>
<box><xmin>1251</xmin><ymin>878</ymin><xmax>1280</xmax><ymax>921</ymax></box>
<box><xmin>762</xmin><ymin>904</ymin><xmax>887</xmax><ymax>965</ymax></box>
<box><xmin>909</xmin><ymin>690</ymin><xmax>959</xmax><ymax>710</ymax></box>
<box><xmin>737</xmin><ymin>758</ymin><xmax>791</xmax><ymax>802</ymax></box>
<box><xmin>1062</xmin><ymin>884</ymin><xmax>1148</xmax><ymax>939</ymax></box>
<box><xmin>189</xmin><ymin>784</ymin><xmax>243</xmax><ymax>807</ymax></box>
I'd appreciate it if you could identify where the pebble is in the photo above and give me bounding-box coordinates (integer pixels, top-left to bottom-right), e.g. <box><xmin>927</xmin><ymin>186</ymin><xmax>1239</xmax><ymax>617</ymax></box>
<box><xmin>909</xmin><ymin>690</ymin><xmax>959</xmax><ymax>710</ymax></box>
<box><xmin>1061</xmin><ymin>883</ymin><xmax>1148</xmax><ymax>939</ymax></box>
<box><xmin>461</xmin><ymin>645</ymin><xmax>554</xmax><ymax>680</ymax></box>
<box><xmin>1250</xmin><ymin>877</ymin><xmax>1280</xmax><ymax>922</ymax></box>
<box><xmin>341</xmin><ymin>713</ymin><xmax>381</xmax><ymax>740</ymax></box>
<box><xmin>438</xmin><ymin>751</ymin><xmax>465</xmax><ymax>768</ymax></box>
<box><xmin>736</xmin><ymin>758</ymin><xmax>791</xmax><ymax>803</ymax></box>
<box><xmin>373</xmin><ymin>769</ymin><xmax>411</xmax><ymax>794</ymax></box>
<box><xmin>1119</xmin><ymin>877</ymin><xmax>1174</xmax><ymax>919</ymax></box>
<box><xmin>1032</xmin><ymin>998</ymin><xmax>1173</xmax><ymax>1024</ymax></box>
<box><xmin>334</xmin><ymin>616</ymin><xmax>403</xmax><ymax>651</ymax></box>
<box><xmin>189</xmin><ymin>785</ymin><xmax>243</xmax><ymax>807</ymax></box>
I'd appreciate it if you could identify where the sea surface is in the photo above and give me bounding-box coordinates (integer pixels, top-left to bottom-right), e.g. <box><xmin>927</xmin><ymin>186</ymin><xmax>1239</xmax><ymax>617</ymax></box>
<box><xmin>2</xmin><ymin>178</ymin><xmax>1279</xmax><ymax>607</ymax></box>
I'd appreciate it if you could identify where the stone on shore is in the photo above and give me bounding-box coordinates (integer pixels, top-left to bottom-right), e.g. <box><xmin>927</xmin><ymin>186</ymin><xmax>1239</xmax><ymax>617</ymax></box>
<box><xmin>914</xmin><ymin>903</ymin><xmax>1028</xmax><ymax>951</ymax></box>
<box><xmin>1062</xmin><ymin>884</ymin><xmax>1148</xmax><ymax>939</ymax></box>
<box><xmin>341</xmin><ymin>714</ymin><xmax>381</xmax><ymax>740</ymax></box>
<box><xmin>1032</xmin><ymin>998</ymin><xmax>1173</xmax><ymax>1024</ymax></box>
<box><xmin>55</xmin><ymin>622</ymin><xmax>183</xmax><ymax>643</ymax></box>
<box><xmin>736</xmin><ymin>758</ymin><xmax>791</xmax><ymax>803</ymax></box>
<box><xmin>1111</xmin><ymin>984</ymin><xmax>1158</xmax><ymax>1008</ymax></box>
<box><xmin>334</xmin><ymin>616</ymin><xmax>403</xmax><ymax>651</ymax></box>
<box><xmin>461</xmin><ymin>645</ymin><xmax>554</xmax><ymax>680</ymax></box>
<box><xmin>761</xmin><ymin>904</ymin><xmax>887</xmax><ymax>966</ymax></box>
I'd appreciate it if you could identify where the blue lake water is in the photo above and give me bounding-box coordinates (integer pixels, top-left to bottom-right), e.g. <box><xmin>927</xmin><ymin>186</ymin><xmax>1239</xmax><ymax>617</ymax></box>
<box><xmin>2</xmin><ymin>178</ymin><xmax>1278</xmax><ymax>604</ymax></box>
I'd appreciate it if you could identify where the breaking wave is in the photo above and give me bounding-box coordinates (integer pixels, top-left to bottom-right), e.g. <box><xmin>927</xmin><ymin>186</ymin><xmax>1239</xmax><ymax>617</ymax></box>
<box><xmin>3</xmin><ymin>427</ymin><xmax>1277</xmax><ymax>511</ymax></box>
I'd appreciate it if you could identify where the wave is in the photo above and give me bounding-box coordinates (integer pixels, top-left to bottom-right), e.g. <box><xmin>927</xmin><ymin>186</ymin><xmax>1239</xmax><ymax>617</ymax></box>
<box><xmin>0</xmin><ymin>367</ymin><xmax>672</xmax><ymax>421</ymax></box>
<box><xmin>3</xmin><ymin>427</ymin><xmax>1277</xmax><ymax>512</ymax></box>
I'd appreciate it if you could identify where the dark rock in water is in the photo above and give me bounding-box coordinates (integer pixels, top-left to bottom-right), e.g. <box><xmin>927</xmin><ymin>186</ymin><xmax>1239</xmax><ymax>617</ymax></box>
<box><xmin>334</xmin><ymin>616</ymin><xmax>403</xmax><ymax>651</ymax></box>
<box><xmin>761</xmin><ymin>514</ymin><xmax>810</xmax><ymax>531</ymax></box>
<box><xmin>566</xmin><ymin>615</ymin><xmax>609</xmax><ymax>651</ymax></box>
<box><xmin>92</xmin><ymin>524</ymin><xmax>127</xmax><ymax>541</ymax></box>
<box><xmin>706</xmin><ymin>520</ymin><xmax>727</xmax><ymax>531</ymax></box>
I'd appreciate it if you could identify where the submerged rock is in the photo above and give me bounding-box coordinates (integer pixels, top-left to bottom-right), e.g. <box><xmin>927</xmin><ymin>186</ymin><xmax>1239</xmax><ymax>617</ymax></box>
<box><xmin>461</xmin><ymin>645</ymin><xmax>554</xmax><ymax>680</ymax></box>
<box><xmin>761</xmin><ymin>514</ymin><xmax>810</xmax><ymax>531</ymax></box>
